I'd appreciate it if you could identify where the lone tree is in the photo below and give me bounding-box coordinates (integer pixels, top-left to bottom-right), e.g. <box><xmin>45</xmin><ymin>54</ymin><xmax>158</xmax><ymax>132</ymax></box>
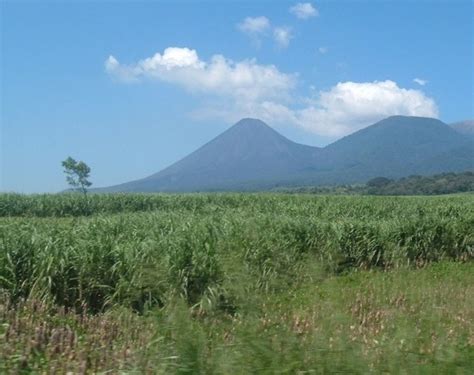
<box><xmin>62</xmin><ymin>156</ymin><xmax>92</xmax><ymax>195</ymax></box>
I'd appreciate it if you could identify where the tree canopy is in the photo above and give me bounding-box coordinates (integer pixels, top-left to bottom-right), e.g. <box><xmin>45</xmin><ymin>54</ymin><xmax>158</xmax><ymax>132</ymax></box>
<box><xmin>62</xmin><ymin>157</ymin><xmax>92</xmax><ymax>195</ymax></box>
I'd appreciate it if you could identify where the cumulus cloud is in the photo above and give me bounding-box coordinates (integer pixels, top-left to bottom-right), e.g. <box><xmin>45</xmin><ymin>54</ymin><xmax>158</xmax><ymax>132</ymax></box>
<box><xmin>238</xmin><ymin>17</ymin><xmax>293</xmax><ymax>48</ymax></box>
<box><xmin>105</xmin><ymin>55</ymin><xmax>119</xmax><ymax>70</ymax></box>
<box><xmin>273</xmin><ymin>27</ymin><xmax>293</xmax><ymax>48</ymax></box>
<box><xmin>237</xmin><ymin>16</ymin><xmax>271</xmax><ymax>47</ymax></box>
<box><xmin>105</xmin><ymin>47</ymin><xmax>296</xmax><ymax>103</ymax></box>
<box><xmin>290</xmin><ymin>3</ymin><xmax>318</xmax><ymax>19</ymax></box>
<box><xmin>106</xmin><ymin>49</ymin><xmax>439</xmax><ymax>139</ymax></box>
<box><xmin>292</xmin><ymin>81</ymin><xmax>439</xmax><ymax>136</ymax></box>
<box><xmin>193</xmin><ymin>81</ymin><xmax>439</xmax><ymax>138</ymax></box>
<box><xmin>237</xmin><ymin>16</ymin><xmax>270</xmax><ymax>35</ymax></box>
<box><xmin>413</xmin><ymin>78</ymin><xmax>428</xmax><ymax>86</ymax></box>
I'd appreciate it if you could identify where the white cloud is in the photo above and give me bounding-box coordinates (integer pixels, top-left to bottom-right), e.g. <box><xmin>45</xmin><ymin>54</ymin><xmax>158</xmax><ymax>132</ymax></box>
<box><xmin>318</xmin><ymin>47</ymin><xmax>328</xmax><ymax>54</ymax></box>
<box><xmin>238</xmin><ymin>17</ymin><xmax>293</xmax><ymax>49</ymax></box>
<box><xmin>105</xmin><ymin>55</ymin><xmax>119</xmax><ymax>70</ymax></box>
<box><xmin>106</xmin><ymin>49</ymin><xmax>439</xmax><ymax>139</ymax></box>
<box><xmin>290</xmin><ymin>3</ymin><xmax>318</xmax><ymax>19</ymax></box>
<box><xmin>193</xmin><ymin>81</ymin><xmax>438</xmax><ymax>138</ymax></box>
<box><xmin>292</xmin><ymin>80</ymin><xmax>439</xmax><ymax>136</ymax></box>
<box><xmin>237</xmin><ymin>16</ymin><xmax>270</xmax><ymax>35</ymax></box>
<box><xmin>105</xmin><ymin>47</ymin><xmax>296</xmax><ymax>103</ymax></box>
<box><xmin>273</xmin><ymin>27</ymin><xmax>293</xmax><ymax>48</ymax></box>
<box><xmin>413</xmin><ymin>78</ymin><xmax>428</xmax><ymax>86</ymax></box>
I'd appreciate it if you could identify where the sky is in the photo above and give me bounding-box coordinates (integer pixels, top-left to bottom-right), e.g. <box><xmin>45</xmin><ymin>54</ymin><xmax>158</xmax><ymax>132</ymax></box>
<box><xmin>1</xmin><ymin>0</ymin><xmax>473</xmax><ymax>193</ymax></box>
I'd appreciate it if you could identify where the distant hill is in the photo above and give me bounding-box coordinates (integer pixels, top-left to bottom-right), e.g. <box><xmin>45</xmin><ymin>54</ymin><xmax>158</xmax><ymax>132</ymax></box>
<box><xmin>96</xmin><ymin>116</ymin><xmax>474</xmax><ymax>192</ymax></box>
<box><xmin>319</xmin><ymin>116</ymin><xmax>474</xmax><ymax>184</ymax></box>
<box><xmin>450</xmin><ymin>120</ymin><xmax>474</xmax><ymax>137</ymax></box>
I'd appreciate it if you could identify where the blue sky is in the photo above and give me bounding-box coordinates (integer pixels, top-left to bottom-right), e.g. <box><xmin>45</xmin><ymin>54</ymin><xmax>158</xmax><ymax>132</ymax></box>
<box><xmin>2</xmin><ymin>0</ymin><xmax>473</xmax><ymax>193</ymax></box>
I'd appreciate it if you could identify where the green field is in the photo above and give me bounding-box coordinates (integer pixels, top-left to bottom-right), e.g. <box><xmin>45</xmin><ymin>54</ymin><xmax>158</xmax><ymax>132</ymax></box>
<box><xmin>1</xmin><ymin>193</ymin><xmax>473</xmax><ymax>373</ymax></box>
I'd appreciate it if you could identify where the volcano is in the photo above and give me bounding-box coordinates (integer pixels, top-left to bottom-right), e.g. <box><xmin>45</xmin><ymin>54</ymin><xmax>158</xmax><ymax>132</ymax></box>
<box><xmin>97</xmin><ymin>116</ymin><xmax>473</xmax><ymax>192</ymax></box>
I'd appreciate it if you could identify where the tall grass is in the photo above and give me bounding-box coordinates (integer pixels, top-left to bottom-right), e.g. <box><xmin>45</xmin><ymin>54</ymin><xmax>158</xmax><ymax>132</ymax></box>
<box><xmin>1</xmin><ymin>192</ymin><xmax>472</xmax><ymax>218</ymax></box>
<box><xmin>0</xmin><ymin>193</ymin><xmax>473</xmax><ymax>372</ymax></box>
<box><xmin>1</xmin><ymin>263</ymin><xmax>473</xmax><ymax>373</ymax></box>
<box><xmin>0</xmin><ymin>194</ymin><xmax>472</xmax><ymax>311</ymax></box>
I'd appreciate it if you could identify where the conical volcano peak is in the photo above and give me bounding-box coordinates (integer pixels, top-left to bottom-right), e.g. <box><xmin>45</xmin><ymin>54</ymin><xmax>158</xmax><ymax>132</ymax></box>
<box><xmin>230</xmin><ymin>118</ymin><xmax>275</xmax><ymax>134</ymax></box>
<box><xmin>225</xmin><ymin>118</ymin><xmax>284</xmax><ymax>141</ymax></box>
<box><xmin>234</xmin><ymin>118</ymin><xmax>270</xmax><ymax>127</ymax></box>
<box><xmin>96</xmin><ymin>115</ymin><xmax>472</xmax><ymax>193</ymax></box>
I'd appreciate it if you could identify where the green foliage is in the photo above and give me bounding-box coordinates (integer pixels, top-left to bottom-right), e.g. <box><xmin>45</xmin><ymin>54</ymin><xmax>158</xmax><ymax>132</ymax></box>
<box><xmin>275</xmin><ymin>171</ymin><xmax>474</xmax><ymax>195</ymax></box>
<box><xmin>61</xmin><ymin>156</ymin><xmax>92</xmax><ymax>195</ymax></box>
<box><xmin>366</xmin><ymin>171</ymin><xmax>474</xmax><ymax>195</ymax></box>
<box><xmin>0</xmin><ymin>193</ymin><xmax>472</xmax><ymax>372</ymax></box>
<box><xmin>1</xmin><ymin>263</ymin><xmax>473</xmax><ymax>373</ymax></box>
<box><xmin>367</xmin><ymin>176</ymin><xmax>393</xmax><ymax>188</ymax></box>
<box><xmin>0</xmin><ymin>193</ymin><xmax>472</xmax><ymax>311</ymax></box>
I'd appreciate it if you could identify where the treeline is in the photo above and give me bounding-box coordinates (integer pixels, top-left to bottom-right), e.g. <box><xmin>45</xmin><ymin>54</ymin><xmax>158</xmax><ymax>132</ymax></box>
<box><xmin>280</xmin><ymin>171</ymin><xmax>474</xmax><ymax>195</ymax></box>
<box><xmin>365</xmin><ymin>171</ymin><xmax>474</xmax><ymax>195</ymax></box>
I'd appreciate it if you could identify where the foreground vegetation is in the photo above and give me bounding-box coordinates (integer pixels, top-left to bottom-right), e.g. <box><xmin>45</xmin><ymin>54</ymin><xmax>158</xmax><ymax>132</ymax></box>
<box><xmin>1</xmin><ymin>193</ymin><xmax>473</xmax><ymax>372</ymax></box>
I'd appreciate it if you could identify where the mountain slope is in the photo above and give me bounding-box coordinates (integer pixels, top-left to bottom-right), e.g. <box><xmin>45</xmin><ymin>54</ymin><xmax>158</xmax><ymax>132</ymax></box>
<box><xmin>101</xmin><ymin>118</ymin><xmax>321</xmax><ymax>192</ymax></box>
<box><xmin>450</xmin><ymin>120</ymin><xmax>474</xmax><ymax>137</ymax></box>
<box><xmin>97</xmin><ymin>116</ymin><xmax>474</xmax><ymax>192</ymax></box>
<box><xmin>318</xmin><ymin>116</ymin><xmax>474</xmax><ymax>183</ymax></box>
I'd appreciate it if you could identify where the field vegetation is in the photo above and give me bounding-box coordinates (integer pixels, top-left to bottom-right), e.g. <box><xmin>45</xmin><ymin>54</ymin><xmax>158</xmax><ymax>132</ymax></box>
<box><xmin>0</xmin><ymin>193</ymin><xmax>473</xmax><ymax>373</ymax></box>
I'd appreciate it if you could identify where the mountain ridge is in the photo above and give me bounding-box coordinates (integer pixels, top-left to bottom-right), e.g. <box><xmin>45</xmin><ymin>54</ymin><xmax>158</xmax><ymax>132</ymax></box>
<box><xmin>96</xmin><ymin>116</ymin><xmax>473</xmax><ymax>192</ymax></box>
<box><xmin>450</xmin><ymin>120</ymin><xmax>474</xmax><ymax>137</ymax></box>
